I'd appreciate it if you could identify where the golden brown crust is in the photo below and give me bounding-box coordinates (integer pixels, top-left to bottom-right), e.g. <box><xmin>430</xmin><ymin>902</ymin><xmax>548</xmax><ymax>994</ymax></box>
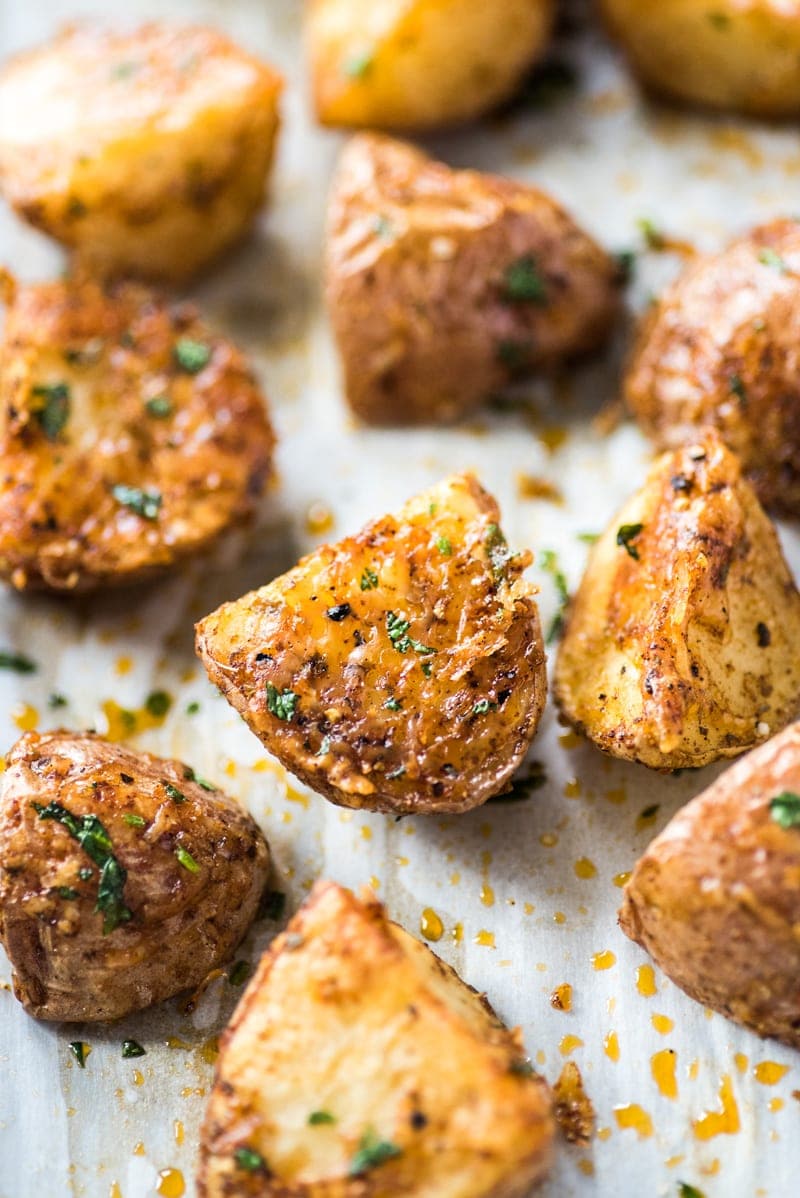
<box><xmin>325</xmin><ymin>133</ymin><xmax>622</xmax><ymax>425</ymax></box>
<box><xmin>0</xmin><ymin>23</ymin><xmax>282</xmax><ymax>281</ymax></box>
<box><xmin>196</xmin><ymin>473</ymin><xmax>546</xmax><ymax>815</ymax></box>
<box><xmin>0</xmin><ymin>274</ymin><xmax>275</xmax><ymax>592</ymax></box>
<box><xmin>0</xmin><ymin>730</ymin><xmax>270</xmax><ymax>1022</ymax></box>
<box><xmin>625</xmin><ymin>219</ymin><xmax>800</xmax><ymax>515</ymax></box>
<box><xmin>307</xmin><ymin>0</ymin><xmax>555</xmax><ymax>130</ymax></box>
<box><xmin>554</xmin><ymin>433</ymin><xmax>800</xmax><ymax>769</ymax></box>
<box><xmin>620</xmin><ymin>720</ymin><xmax>800</xmax><ymax>1048</ymax></box>
<box><xmin>197</xmin><ymin>881</ymin><xmax>554</xmax><ymax>1197</ymax></box>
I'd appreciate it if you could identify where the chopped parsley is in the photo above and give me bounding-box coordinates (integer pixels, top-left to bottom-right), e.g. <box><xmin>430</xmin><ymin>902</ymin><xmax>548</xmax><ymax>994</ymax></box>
<box><xmin>123</xmin><ymin>813</ymin><xmax>146</xmax><ymax>828</ymax></box>
<box><xmin>234</xmin><ymin>1146</ymin><xmax>267</xmax><ymax>1173</ymax></box>
<box><xmin>384</xmin><ymin>698</ymin><xmax>402</xmax><ymax>711</ymax></box>
<box><xmin>540</xmin><ymin>549</ymin><xmax>569</xmax><ymax>643</ymax></box>
<box><xmin>69</xmin><ymin>1041</ymin><xmax>89</xmax><ymax>1068</ymax></box>
<box><xmin>373</xmin><ymin>214</ymin><xmax>394</xmax><ymax>240</ymax></box>
<box><xmin>360</xmin><ymin>566</ymin><xmax>379</xmax><ymax>590</ymax></box>
<box><xmin>509</xmin><ymin>1058</ymin><xmax>535</xmax><ymax>1076</ymax></box>
<box><xmin>421</xmin><ymin>661</ymin><xmax>433</xmax><ymax>678</ymax></box>
<box><xmin>174</xmin><ymin>338</ymin><xmax>211</xmax><ymax>373</ymax></box>
<box><xmin>122</xmin><ymin>1040</ymin><xmax>145</xmax><ymax>1059</ymax></box>
<box><xmin>229</xmin><ymin>960</ymin><xmax>250</xmax><ymax>986</ymax></box>
<box><xmin>175</xmin><ymin>846</ymin><xmax>200</xmax><ymax>873</ymax></box>
<box><xmin>615</xmin><ymin>249</ymin><xmax>636</xmax><ymax>283</ymax></box>
<box><xmin>56</xmin><ymin>886</ymin><xmax>79</xmax><ymax>900</ymax></box>
<box><xmin>758</xmin><ymin>247</ymin><xmax>788</xmax><ymax>274</ymax></box>
<box><xmin>317</xmin><ymin>735</ymin><xmax>331</xmax><ymax>757</ymax></box>
<box><xmin>266</xmin><ymin>682</ymin><xmax>299</xmax><ymax>721</ymax></box>
<box><xmin>343</xmin><ymin>49</ymin><xmax>374</xmax><ymax>78</ymax></box>
<box><xmin>638</xmin><ymin>218</ymin><xmax>665</xmax><ymax>250</ymax></box>
<box><xmin>48</xmin><ymin>692</ymin><xmax>68</xmax><ymax>708</ymax></box>
<box><xmin>577</xmin><ymin>532</ymin><xmax>599</xmax><ymax>544</ymax></box>
<box><xmin>34</xmin><ymin>802</ymin><xmax>132</xmax><ymax>933</ymax></box>
<box><xmin>386</xmin><ymin>765</ymin><xmax>406</xmax><ymax>780</ymax></box>
<box><xmin>260</xmin><ymin>889</ymin><xmax>286</xmax><ymax>920</ymax></box>
<box><xmin>729</xmin><ymin>374</ymin><xmax>747</xmax><ymax>403</ymax></box>
<box><xmin>435</xmin><ymin>535</ymin><xmax>452</xmax><ymax>556</ymax></box>
<box><xmin>490</xmin><ymin>760</ymin><xmax>548</xmax><ymax>803</ymax></box>
<box><xmin>309</xmin><ymin>1110</ymin><xmax>336</xmax><ymax>1125</ymax></box>
<box><xmin>145</xmin><ymin>690</ymin><xmax>171</xmax><ymax>718</ymax></box>
<box><xmin>769</xmin><ymin>791</ymin><xmax>800</xmax><ymax>829</ymax></box>
<box><xmin>485</xmin><ymin>523</ymin><xmax>511</xmax><ymax>580</ymax></box>
<box><xmin>185</xmin><ymin>701</ymin><xmax>200</xmax><ymax>715</ymax></box>
<box><xmin>349</xmin><ymin>1130</ymin><xmax>402</xmax><ymax>1176</ymax></box>
<box><xmin>472</xmin><ymin>699</ymin><xmax>496</xmax><ymax>716</ymax></box>
<box><xmin>616</xmin><ymin>523</ymin><xmax>644</xmax><ymax>560</ymax></box>
<box><xmin>678</xmin><ymin>1184</ymin><xmax>706</xmax><ymax>1198</ymax></box>
<box><xmin>503</xmin><ymin>254</ymin><xmax>547</xmax><ymax>304</ymax></box>
<box><xmin>78</xmin><ymin>867</ymin><xmax>93</xmax><ymax>881</ymax></box>
<box><xmin>111</xmin><ymin>484</ymin><xmax>162</xmax><ymax>520</ymax></box>
<box><xmin>0</xmin><ymin>650</ymin><xmax>36</xmax><ymax>674</ymax></box>
<box><xmin>497</xmin><ymin>338</ymin><xmax>532</xmax><ymax>372</ymax></box>
<box><xmin>145</xmin><ymin>395</ymin><xmax>173</xmax><ymax>419</ymax></box>
<box><xmin>31</xmin><ymin>382</ymin><xmax>70</xmax><ymax>441</ymax></box>
<box><xmin>640</xmin><ymin>804</ymin><xmax>660</xmax><ymax>820</ymax></box>
<box><xmin>385</xmin><ymin>611</ymin><xmax>434</xmax><ymax>656</ymax></box>
<box><xmin>164</xmin><ymin>782</ymin><xmax>185</xmax><ymax>804</ymax></box>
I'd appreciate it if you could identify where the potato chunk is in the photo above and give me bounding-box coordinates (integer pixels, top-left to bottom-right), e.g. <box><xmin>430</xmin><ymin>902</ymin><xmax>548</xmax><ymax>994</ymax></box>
<box><xmin>196</xmin><ymin>473</ymin><xmax>546</xmax><ymax>815</ymax></box>
<box><xmin>325</xmin><ymin>133</ymin><xmax>622</xmax><ymax>424</ymax></box>
<box><xmin>0</xmin><ymin>274</ymin><xmax>275</xmax><ymax>592</ymax></box>
<box><xmin>620</xmin><ymin>721</ymin><xmax>800</xmax><ymax>1048</ymax></box>
<box><xmin>598</xmin><ymin>0</ymin><xmax>800</xmax><ymax>118</ymax></box>
<box><xmin>197</xmin><ymin>881</ymin><xmax>554</xmax><ymax>1197</ymax></box>
<box><xmin>554</xmin><ymin>433</ymin><xmax>800</xmax><ymax>769</ymax></box>
<box><xmin>626</xmin><ymin>219</ymin><xmax>800</xmax><ymax>517</ymax></box>
<box><xmin>306</xmin><ymin>0</ymin><xmax>555</xmax><ymax>130</ymax></box>
<box><xmin>0</xmin><ymin>24</ymin><xmax>282</xmax><ymax>282</ymax></box>
<box><xmin>0</xmin><ymin>731</ymin><xmax>270</xmax><ymax>1022</ymax></box>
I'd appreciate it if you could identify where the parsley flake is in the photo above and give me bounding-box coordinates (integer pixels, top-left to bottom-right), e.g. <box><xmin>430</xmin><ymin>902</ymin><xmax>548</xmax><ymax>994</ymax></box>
<box><xmin>174</xmin><ymin>338</ymin><xmax>211</xmax><ymax>373</ymax></box>
<box><xmin>122</xmin><ymin>1040</ymin><xmax>146</xmax><ymax>1059</ymax></box>
<box><xmin>0</xmin><ymin>650</ymin><xmax>37</xmax><ymax>674</ymax></box>
<box><xmin>343</xmin><ymin>50</ymin><xmax>374</xmax><ymax>78</ymax></box>
<box><xmin>349</xmin><ymin>1130</ymin><xmax>402</xmax><ymax>1176</ymax></box>
<box><xmin>260</xmin><ymin>889</ymin><xmax>286</xmax><ymax>920</ymax></box>
<box><xmin>540</xmin><ymin>549</ymin><xmax>569</xmax><ymax>643</ymax></box>
<box><xmin>503</xmin><ymin>254</ymin><xmax>548</xmax><ymax>304</ymax></box>
<box><xmin>234</xmin><ymin>1146</ymin><xmax>267</xmax><ymax>1173</ymax></box>
<box><xmin>384</xmin><ymin>698</ymin><xmax>402</xmax><ymax>711</ymax></box>
<box><xmin>266</xmin><ymin>682</ymin><xmax>298</xmax><ymax>721</ymax></box>
<box><xmin>175</xmin><ymin>846</ymin><xmax>200</xmax><ymax>873</ymax></box>
<box><xmin>678</xmin><ymin>1184</ymin><xmax>706</xmax><ymax>1198</ymax></box>
<box><xmin>616</xmin><ymin>523</ymin><xmax>644</xmax><ymax>560</ymax></box>
<box><xmin>435</xmin><ymin>535</ymin><xmax>452</xmax><ymax>556</ymax></box>
<box><xmin>729</xmin><ymin>374</ymin><xmax>747</xmax><ymax>403</ymax></box>
<box><xmin>360</xmin><ymin>566</ymin><xmax>379</xmax><ymax>590</ymax></box>
<box><xmin>472</xmin><ymin>699</ymin><xmax>496</xmax><ymax>716</ymax></box>
<box><xmin>309</xmin><ymin>1110</ymin><xmax>336</xmax><ymax>1125</ymax></box>
<box><xmin>164</xmin><ymin>782</ymin><xmax>185</xmax><ymax>804</ymax></box>
<box><xmin>145</xmin><ymin>690</ymin><xmax>171</xmax><ymax>718</ymax></box>
<box><xmin>759</xmin><ymin>247</ymin><xmax>788</xmax><ymax>274</ymax></box>
<box><xmin>57</xmin><ymin>886</ymin><xmax>79</xmax><ymax>900</ymax></box>
<box><xmin>34</xmin><ymin>802</ymin><xmax>132</xmax><ymax>933</ymax></box>
<box><xmin>385</xmin><ymin>611</ymin><xmax>434</xmax><ymax>656</ymax></box>
<box><xmin>112</xmin><ymin>485</ymin><xmax>162</xmax><ymax>520</ymax></box>
<box><xmin>145</xmin><ymin>395</ymin><xmax>173</xmax><ymax>419</ymax></box>
<box><xmin>769</xmin><ymin>791</ymin><xmax>800</xmax><ymax>829</ymax></box>
<box><xmin>69</xmin><ymin>1041</ymin><xmax>89</xmax><ymax>1068</ymax></box>
<box><xmin>123</xmin><ymin>813</ymin><xmax>146</xmax><ymax>828</ymax></box>
<box><xmin>31</xmin><ymin>382</ymin><xmax>70</xmax><ymax>441</ymax></box>
<box><xmin>229</xmin><ymin>960</ymin><xmax>250</xmax><ymax>986</ymax></box>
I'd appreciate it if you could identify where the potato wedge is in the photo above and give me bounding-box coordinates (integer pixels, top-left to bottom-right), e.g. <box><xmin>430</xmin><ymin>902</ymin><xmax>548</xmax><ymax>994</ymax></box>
<box><xmin>598</xmin><ymin>0</ymin><xmax>800</xmax><ymax>118</ymax></box>
<box><xmin>196</xmin><ymin>473</ymin><xmax>546</xmax><ymax>815</ymax></box>
<box><xmin>0</xmin><ymin>273</ymin><xmax>275</xmax><ymax>592</ymax></box>
<box><xmin>0</xmin><ymin>731</ymin><xmax>270</xmax><ymax>1022</ymax></box>
<box><xmin>0</xmin><ymin>23</ymin><xmax>282</xmax><ymax>282</ymax></box>
<box><xmin>306</xmin><ymin>0</ymin><xmax>555</xmax><ymax>130</ymax></box>
<box><xmin>197</xmin><ymin>880</ymin><xmax>554</xmax><ymax>1197</ymax></box>
<box><xmin>326</xmin><ymin>133</ymin><xmax>622</xmax><ymax>424</ymax></box>
<box><xmin>620</xmin><ymin>721</ymin><xmax>800</xmax><ymax>1047</ymax></box>
<box><xmin>554</xmin><ymin>433</ymin><xmax>800</xmax><ymax>769</ymax></box>
<box><xmin>626</xmin><ymin>219</ymin><xmax>800</xmax><ymax>517</ymax></box>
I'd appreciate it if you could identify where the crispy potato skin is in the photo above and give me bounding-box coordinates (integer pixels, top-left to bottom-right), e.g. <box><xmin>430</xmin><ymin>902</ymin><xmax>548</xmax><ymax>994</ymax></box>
<box><xmin>0</xmin><ymin>731</ymin><xmax>269</xmax><ymax>1022</ymax></box>
<box><xmin>307</xmin><ymin>0</ymin><xmax>555</xmax><ymax>130</ymax></box>
<box><xmin>197</xmin><ymin>881</ymin><xmax>554</xmax><ymax>1197</ymax></box>
<box><xmin>0</xmin><ymin>275</ymin><xmax>275</xmax><ymax>592</ymax></box>
<box><xmin>196</xmin><ymin>473</ymin><xmax>546</xmax><ymax>815</ymax></box>
<box><xmin>0</xmin><ymin>24</ymin><xmax>282</xmax><ymax>282</ymax></box>
<box><xmin>620</xmin><ymin>721</ymin><xmax>800</xmax><ymax>1047</ymax></box>
<box><xmin>554</xmin><ymin>434</ymin><xmax>800</xmax><ymax>769</ymax></box>
<box><xmin>626</xmin><ymin>220</ymin><xmax>800</xmax><ymax>517</ymax></box>
<box><xmin>598</xmin><ymin>0</ymin><xmax>800</xmax><ymax>117</ymax></box>
<box><xmin>325</xmin><ymin>133</ymin><xmax>622</xmax><ymax>425</ymax></box>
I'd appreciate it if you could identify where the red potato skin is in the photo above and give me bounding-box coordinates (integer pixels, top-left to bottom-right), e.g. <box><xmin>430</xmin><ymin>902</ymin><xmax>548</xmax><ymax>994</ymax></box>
<box><xmin>620</xmin><ymin>721</ymin><xmax>800</xmax><ymax>1047</ymax></box>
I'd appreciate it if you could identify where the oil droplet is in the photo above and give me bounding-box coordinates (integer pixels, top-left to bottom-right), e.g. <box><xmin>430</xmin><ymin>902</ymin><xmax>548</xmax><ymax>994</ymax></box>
<box><xmin>540</xmin><ymin>425</ymin><xmax>568</xmax><ymax>453</ymax></box>
<box><xmin>651</xmin><ymin>1014</ymin><xmax>674</xmax><ymax>1035</ymax></box>
<box><xmin>110</xmin><ymin>1183</ymin><xmax>123</xmax><ymax>1198</ymax></box>
<box><xmin>285</xmin><ymin>783</ymin><xmax>309</xmax><ymax>808</ymax></box>
<box><xmin>449</xmin><ymin>870</ymin><xmax>460</xmax><ymax>884</ymax></box>
<box><xmin>689</xmin><ymin>1059</ymin><xmax>700</xmax><ymax>1080</ymax></box>
<box><xmin>692</xmin><ymin>1074</ymin><xmax>741</xmax><ymax>1140</ymax></box>
<box><xmin>553</xmin><ymin>911</ymin><xmax>566</xmax><ymax>925</ymax></box>
<box><xmin>368</xmin><ymin>874</ymin><xmax>380</xmax><ymax>890</ymax></box>
<box><xmin>199</xmin><ymin>1037</ymin><xmax>219</xmax><ymax>1066</ymax></box>
<box><xmin>754</xmin><ymin>1061</ymin><xmax>790</xmax><ymax>1085</ymax></box>
<box><xmin>133</xmin><ymin>1142</ymin><xmax>145</xmax><ymax>1156</ymax></box>
<box><xmin>479</xmin><ymin>882</ymin><xmax>495</xmax><ymax>907</ymax></box>
<box><xmin>769</xmin><ymin>1097</ymin><xmax>784</xmax><ymax>1113</ymax></box>
<box><xmin>664</xmin><ymin>1155</ymin><xmax>684</xmax><ymax>1169</ymax></box>
<box><xmin>613</xmin><ymin>1104</ymin><xmax>653</xmax><ymax>1138</ymax></box>
<box><xmin>475</xmin><ymin>929</ymin><xmax>495</xmax><ymax>947</ymax></box>
<box><xmin>592</xmin><ymin>950</ymin><xmax>616</xmax><ymax>971</ymax></box>
<box><xmin>574</xmin><ymin>857</ymin><xmax>597</xmax><ymax>880</ymax></box>
<box><xmin>636</xmin><ymin>964</ymin><xmax>657</xmax><ymax>996</ymax></box>
<box><xmin>604</xmin><ymin>1031</ymin><xmax>620</xmax><ymax>1062</ymax></box>
<box><xmin>420</xmin><ymin>908</ymin><xmax>444</xmax><ymax>942</ymax></box>
<box><xmin>550</xmin><ymin>983</ymin><xmax>573</xmax><ymax>1012</ymax></box>
<box><xmin>559</xmin><ymin>1035</ymin><xmax>584</xmax><ymax>1057</ymax></box>
<box><xmin>451</xmin><ymin>922</ymin><xmax>463</xmax><ymax>942</ymax></box>
<box><xmin>173</xmin><ymin>1120</ymin><xmax>184</xmax><ymax>1146</ymax></box>
<box><xmin>536</xmin><ymin>962</ymin><xmax>547</xmax><ymax>973</ymax></box>
<box><xmin>701</xmin><ymin>1159</ymin><xmax>720</xmax><ymax>1177</ymax></box>
<box><xmin>540</xmin><ymin>832</ymin><xmax>558</xmax><ymax>847</ymax></box>
<box><xmin>12</xmin><ymin>703</ymin><xmax>38</xmax><ymax>732</ymax></box>
<box><xmin>613</xmin><ymin>871</ymin><xmax>631</xmax><ymax>887</ymax></box>
<box><xmin>252</xmin><ymin>759</ymin><xmax>271</xmax><ymax>772</ymax></box>
<box><xmin>132</xmin><ymin>1070</ymin><xmax>144</xmax><ymax>1087</ymax></box>
<box><xmin>115</xmin><ymin>655</ymin><xmax>132</xmax><ymax>676</ymax></box>
<box><xmin>536</xmin><ymin>1049</ymin><xmax>546</xmax><ymax>1066</ymax></box>
<box><xmin>734</xmin><ymin>1053</ymin><xmax>748</xmax><ymax>1074</ymax></box>
<box><xmin>578</xmin><ymin>1160</ymin><xmax>595</xmax><ymax>1176</ymax></box>
<box><xmin>558</xmin><ymin>730</ymin><xmax>581</xmax><ymax>750</ymax></box>
<box><xmin>651</xmin><ymin>1049</ymin><xmax>678</xmax><ymax>1100</ymax></box>
<box><xmin>395</xmin><ymin>855</ymin><xmax>409</xmax><ymax>867</ymax></box>
<box><xmin>305</xmin><ymin>502</ymin><xmax>334</xmax><ymax>535</ymax></box>
<box><xmin>223</xmin><ymin>759</ymin><xmax>236</xmax><ymax>778</ymax></box>
<box><xmin>605</xmin><ymin>786</ymin><xmax>627</xmax><ymax>805</ymax></box>
<box><xmin>166</xmin><ymin>1037</ymin><xmax>191</xmax><ymax>1051</ymax></box>
<box><xmin>360</xmin><ymin>825</ymin><xmax>372</xmax><ymax>840</ymax></box>
<box><xmin>156</xmin><ymin>1170</ymin><xmax>185</xmax><ymax>1198</ymax></box>
<box><xmin>523</xmin><ymin>902</ymin><xmax>534</xmax><ymax>915</ymax></box>
<box><xmin>597</xmin><ymin>1126</ymin><xmax>612</xmax><ymax>1141</ymax></box>
<box><xmin>563</xmin><ymin>778</ymin><xmax>582</xmax><ymax>799</ymax></box>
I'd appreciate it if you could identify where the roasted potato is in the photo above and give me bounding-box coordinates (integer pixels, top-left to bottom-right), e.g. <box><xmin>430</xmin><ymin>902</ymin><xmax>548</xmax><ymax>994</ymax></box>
<box><xmin>0</xmin><ymin>273</ymin><xmax>275</xmax><ymax>592</ymax></box>
<box><xmin>198</xmin><ymin>880</ymin><xmax>554</xmax><ymax>1197</ymax></box>
<box><xmin>626</xmin><ymin>219</ymin><xmax>800</xmax><ymax>517</ymax></box>
<box><xmin>326</xmin><ymin>133</ymin><xmax>622</xmax><ymax>425</ymax></box>
<box><xmin>554</xmin><ymin>433</ymin><xmax>800</xmax><ymax>769</ymax></box>
<box><xmin>196</xmin><ymin>473</ymin><xmax>547</xmax><ymax>815</ymax></box>
<box><xmin>598</xmin><ymin>0</ymin><xmax>800</xmax><ymax>118</ymax></box>
<box><xmin>620</xmin><ymin>720</ymin><xmax>800</xmax><ymax>1047</ymax></box>
<box><xmin>306</xmin><ymin>0</ymin><xmax>555</xmax><ymax>130</ymax></box>
<box><xmin>0</xmin><ymin>731</ymin><xmax>270</xmax><ymax>1022</ymax></box>
<box><xmin>0</xmin><ymin>23</ymin><xmax>282</xmax><ymax>282</ymax></box>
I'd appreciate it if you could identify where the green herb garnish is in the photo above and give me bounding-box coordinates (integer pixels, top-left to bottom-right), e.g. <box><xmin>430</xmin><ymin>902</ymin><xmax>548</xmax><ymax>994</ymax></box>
<box><xmin>678</xmin><ymin>1184</ymin><xmax>706</xmax><ymax>1198</ymax></box>
<box><xmin>123</xmin><ymin>813</ymin><xmax>146</xmax><ymax>828</ymax></box>
<box><xmin>266</xmin><ymin>682</ymin><xmax>298</xmax><ymax>721</ymax></box>
<box><xmin>759</xmin><ymin>248</ymin><xmax>788</xmax><ymax>273</ymax></box>
<box><xmin>229</xmin><ymin>960</ymin><xmax>250</xmax><ymax>986</ymax></box>
<box><xmin>435</xmin><ymin>535</ymin><xmax>452</xmax><ymax>556</ymax></box>
<box><xmin>509</xmin><ymin>1058</ymin><xmax>535</xmax><ymax>1076</ymax></box>
<box><xmin>638</xmin><ymin>218</ymin><xmax>665</xmax><ymax>250</ymax></box>
<box><xmin>34</xmin><ymin>802</ymin><xmax>132</xmax><ymax>934</ymax></box>
<box><xmin>186</xmin><ymin>701</ymin><xmax>200</xmax><ymax>715</ymax></box>
<box><xmin>174</xmin><ymin>338</ymin><xmax>211</xmax><ymax>373</ymax></box>
<box><xmin>349</xmin><ymin>1130</ymin><xmax>402</xmax><ymax>1176</ymax></box>
<box><xmin>111</xmin><ymin>484</ymin><xmax>162</xmax><ymax>520</ymax></box>
<box><xmin>69</xmin><ymin>1041</ymin><xmax>89</xmax><ymax>1068</ymax></box>
<box><xmin>385</xmin><ymin>611</ymin><xmax>434</xmax><ymax>656</ymax></box>
<box><xmin>31</xmin><ymin>382</ymin><xmax>70</xmax><ymax>440</ymax></box>
<box><xmin>145</xmin><ymin>395</ymin><xmax>174</xmax><ymax>419</ymax></box>
<box><xmin>485</xmin><ymin>523</ymin><xmax>511</xmax><ymax>580</ymax></box>
<box><xmin>729</xmin><ymin>374</ymin><xmax>747</xmax><ymax>403</ymax></box>
<box><xmin>260</xmin><ymin>890</ymin><xmax>286</xmax><ymax>920</ymax></box>
<box><xmin>503</xmin><ymin>255</ymin><xmax>547</xmax><ymax>304</ymax></box>
<box><xmin>309</xmin><ymin>1110</ymin><xmax>336</xmax><ymax>1125</ymax></box>
<box><xmin>616</xmin><ymin>523</ymin><xmax>644</xmax><ymax>560</ymax></box>
<box><xmin>769</xmin><ymin>791</ymin><xmax>800</xmax><ymax>829</ymax></box>
<box><xmin>122</xmin><ymin>1040</ymin><xmax>146</xmax><ymax>1059</ymax></box>
<box><xmin>57</xmin><ymin>886</ymin><xmax>79</xmax><ymax>900</ymax></box>
<box><xmin>540</xmin><ymin>549</ymin><xmax>569</xmax><ymax>643</ymax></box>
<box><xmin>175</xmin><ymin>846</ymin><xmax>200</xmax><ymax>873</ymax></box>
<box><xmin>234</xmin><ymin>1146</ymin><xmax>267</xmax><ymax>1173</ymax></box>
<box><xmin>0</xmin><ymin>650</ymin><xmax>37</xmax><ymax>674</ymax></box>
<box><xmin>164</xmin><ymin>782</ymin><xmax>185</xmax><ymax>804</ymax></box>
<box><xmin>48</xmin><ymin>692</ymin><xmax>68</xmax><ymax>708</ymax></box>
<box><xmin>384</xmin><ymin>698</ymin><xmax>402</xmax><ymax>711</ymax></box>
<box><xmin>472</xmin><ymin>699</ymin><xmax>495</xmax><ymax>716</ymax></box>
<box><xmin>145</xmin><ymin>690</ymin><xmax>171</xmax><ymax>718</ymax></box>
<box><xmin>360</xmin><ymin>566</ymin><xmax>379</xmax><ymax>590</ymax></box>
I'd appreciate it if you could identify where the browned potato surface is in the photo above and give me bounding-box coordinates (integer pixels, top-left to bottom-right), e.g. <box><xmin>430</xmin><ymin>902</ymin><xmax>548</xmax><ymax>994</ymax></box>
<box><xmin>0</xmin><ymin>731</ymin><xmax>270</xmax><ymax>1022</ymax></box>
<box><xmin>196</xmin><ymin>473</ymin><xmax>547</xmax><ymax>815</ymax></box>
<box><xmin>626</xmin><ymin>219</ymin><xmax>800</xmax><ymax>517</ymax></box>
<box><xmin>198</xmin><ymin>880</ymin><xmax>554</xmax><ymax>1197</ymax></box>
<box><xmin>620</xmin><ymin>720</ymin><xmax>800</xmax><ymax>1048</ymax></box>
<box><xmin>598</xmin><ymin>0</ymin><xmax>800</xmax><ymax>118</ymax></box>
<box><xmin>0</xmin><ymin>273</ymin><xmax>275</xmax><ymax>592</ymax></box>
<box><xmin>325</xmin><ymin>133</ymin><xmax>622</xmax><ymax>425</ymax></box>
<box><xmin>0</xmin><ymin>23</ymin><xmax>282</xmax><ymax>282</ymax></box>
<box><xmin>307</xmin><ymin>0</ymin><xmax>555</xmax><ymax>130</ymax></box>
<box><xmin>554</xmin><ymin>433</ymin><xmax>800</xmax><ymax>769</ymax></box>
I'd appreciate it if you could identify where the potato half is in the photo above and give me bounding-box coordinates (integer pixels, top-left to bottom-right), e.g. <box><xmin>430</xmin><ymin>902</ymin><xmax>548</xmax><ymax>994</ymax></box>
<box><xmin>0</xmin><ymin>273</ymin><xmax>275</xmax><ymax>592</ymax></box>
<box><xmin>626</xmin><ymin>219</ymin><xmax>800</xmax><ymax>517</ymax></box>
<box><xmin>620</xmin><ymin>721</ymin><xmax>800</xmax><ymax>1048</ymax></box>
<box><xmin>326</xmin><ymin>133</ymin><xmax>622</xmax><ymax>424</ymax></box>
<box><xmin>197</xmin><ymin>881</ymin><xmax>554</xmax><ymax>1197</ymax></box>
<box><xmin>0</xmin><ymin>23</ymin><xmax>282</xmax><ymax>282</ymax></box>
<box><xmin>307</xmin><ymin>0</ymin><xmax>555</xmax><ymax>130</ymax></box>
<box><xmin>196</xmin><ymin>473</ymin><xmax>547</xmax><ymax>815</ymax></box>
<box><xmin>598</xmin><ymin>0</ymin><xmax>800</xmax><ymax>118</ymax></box>
<box><xmin>554</xmin><ymin>433</ymin><xmax>800</xmax><ymax>769</ymax></box>
<box><xmin>0</xmin><ymin>731</ymin><xmax>270</xmax><ymax>1022</ymax></box>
